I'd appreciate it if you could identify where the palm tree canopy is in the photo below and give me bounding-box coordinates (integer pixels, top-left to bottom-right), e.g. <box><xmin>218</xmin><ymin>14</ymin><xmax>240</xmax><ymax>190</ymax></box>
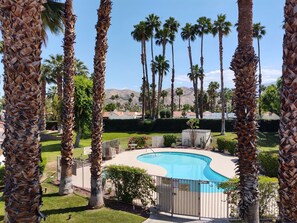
<box><xmin>187</xmin><ymin>64</ymin><xmax>200</xmax><ymax>80</ymax></box>
<box><xmin>153</xmin><ymin>55</ymin><xmax>170</xmax><ymax>76</ymax></box>
<box><xmin>212</xmin><ymin>14</ymin><xmax>232</xmax><ymax>36</ymax></box>
<box><xmin>131</xmin><ymin>21</ymin><xmax>150</xmax><ymax>42</ymax></box>
<box><xmin>253</xmin><ymin>22</ymin><xmax>266</xmax><ymax>39</ymax></box>
<box><xmin>181</xmin><ymin>23</ymin><xmax>196</xmax><ymax>42</ymax></box>
<box><xmin>155</xmin><ymin>27</ymin><xmax>171</xmax><ymax>46</ymax></box>
<box><xmin>145</xmin><ymin>14</ymin><xmax>161</xmax><ymax>35</ymax></box>
<box><xmin>164</xmin><ymin>17</ymin><xmax>180</xmax><ymax>42</ymax></box>
<box><xmin>42</xmin><ymin>0</ymin><xmax>65</xmax><ymax>43</ymax></box>
<box><xmin>195</xmin><ymin>16</ymin><xmax>212</xmax><ymax>36</ymax></box>
<box><xmin>160</xmin><ymin>90</ymin><xmax>168</xmax><ymax>98</ymax></box>
<box><xmin>176</xmin><ymin>87</ymin><xmax>183</xmax><ymax>96</ymax></box>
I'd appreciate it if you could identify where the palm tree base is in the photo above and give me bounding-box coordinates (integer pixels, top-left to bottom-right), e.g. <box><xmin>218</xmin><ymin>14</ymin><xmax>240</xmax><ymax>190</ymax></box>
<box><xmin>88</xmin><ymin>176</ymin><xmax>104</xmax><ymax>208</ymax></box>
<box><xmin>59</xmin><ymin>175</ymin><xmax>74</xmax><ymax>195</ymax></box>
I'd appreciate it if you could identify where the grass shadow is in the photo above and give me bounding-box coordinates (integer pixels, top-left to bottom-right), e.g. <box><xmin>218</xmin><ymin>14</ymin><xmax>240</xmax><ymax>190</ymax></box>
<box><xmin>42</xmin><ymin>143</ymin><xmax>61</xmax><ymax>153</ymax></box>
<box><xmin>257</xmin><ymin>132</ymin><xmax>279</xmax><ymax>148</ymax></box>
<box><xmin>43</xmin><ymin>205</ymin><xmax>88</xmax><ymax>216</ymax></box>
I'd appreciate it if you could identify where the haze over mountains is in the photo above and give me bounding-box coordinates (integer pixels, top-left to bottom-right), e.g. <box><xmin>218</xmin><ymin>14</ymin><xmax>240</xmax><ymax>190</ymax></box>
<box><xmin>105</xmin><ymin>87</ymin><xmax>195</xmax><ymax>106</ymax></box>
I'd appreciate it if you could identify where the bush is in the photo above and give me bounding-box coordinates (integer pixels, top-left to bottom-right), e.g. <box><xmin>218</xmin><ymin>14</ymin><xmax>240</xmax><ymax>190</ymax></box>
<box><xmin>163</xmin><ymin>135</ymin><xmax>177</xmax><ymax>147</ymax></box>
<box><xmin>219</xmin><ymin>176</ymin><xmax>278</xmax><ymax>218</ymax></box>
<box><xmin>217</xmin><ymin>137</ymin><xmax>237</xmax><ymax>155</ymax></box>
<box><xmin>159</xmin><ymin>110</ymin><xmax>171</xmax><ymax>118</ymax></box>
<box><xmin>128</xmin><ymin>136</ymin><xmax>149</xmax><ymax>148</ymax></box>
<box><xmin>105</xmin><ymin>165</ymin><xmax>155</xmax><ymax>206</ymax></box>
<box><xmin>259</xmin><ymin>152</ymin><xmax>278</xmax><ymax>177</ymax></box>
<box><xmin>40</xmin><ymin>156</ymin><xmax>47</xmax><ymax>173</ymax></box>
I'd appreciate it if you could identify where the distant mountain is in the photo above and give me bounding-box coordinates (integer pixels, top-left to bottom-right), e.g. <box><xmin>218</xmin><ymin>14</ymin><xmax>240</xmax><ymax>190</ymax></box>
<box><xmin>105</xmin><ymin>87</ymin><xmax>195</xmax><ymax>106</ymax></box>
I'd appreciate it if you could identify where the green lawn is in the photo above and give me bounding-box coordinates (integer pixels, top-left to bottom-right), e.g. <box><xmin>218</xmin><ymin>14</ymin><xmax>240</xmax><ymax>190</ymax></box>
<box><xmin>0</xmin><ymin>183</ymin><xmax>145</xmax><ymax>223</ymax></box>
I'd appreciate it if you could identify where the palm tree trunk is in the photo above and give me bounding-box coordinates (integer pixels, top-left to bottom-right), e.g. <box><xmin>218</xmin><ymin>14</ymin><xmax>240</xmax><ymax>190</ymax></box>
<box><xmin>143</xmin><ymin>41</ymin><xmax>151</xmax><ymax>116</ymax></box>
<box><xmin>40</xmin><ymin>79</ymin><xmax>47</xmax><ymax>131</ymax></box>
<box><xmin>59</xmin><ymin>0</ymin><xmax>76</xmax><ymax>195</ymax></box>
<box><xmin>156</xmin><ymin>70</ymin><xmax>162</xmax><ymax>119</ymax></box>
<box><xmin>141</xmin><ymin>42</ymin><xmax>146</xmax><ymax>120</ymax></box>
<box><xmin>279</xmin><ymin>1</ymin><xmax>297</xmax><ymax>222</ymax></box>
<box><xmin>188</xmin><ymin>40</ymin><xmax>199</xmax><ymax>119</ymax></box>
<box><xmin>230</xmin><ymin>0</ymin><xmax>259</xmax><ymax>221</ymax></box>
<box><xmin>74</xmin><ymin>122</ymin><xmax>82</xmax><ymax>148</ymax></box>
<box><xmin>150</xmin><ymin>36</ymin><xmax>156</xmax><ymax>119</ymax></box>
<box><xmin>0</xmin><ymin>0</ymin><xmax>43</xmax><ymax>221</ymax></box>
<box><xmin>200</xmin><ymin>34</ymin><xmax>204</xmax><ymax>118</ymax></box>
<box><xmin>219</xmin><ymin>32</ymin><xmax>225</xmax><ymax>135</ymax></box>
<box><xmin>257</xmin><ymin>37</ymin><xmax>262</xmax><ymax>117</ymax></box>
<box><xmin>179</xmin><ymin>96</ymin><xmax>181</xmax><ymax>111</ymax></box>
<box><xmin>89</xmin><ymin>0</ymin><xmax>112</xmax><ymax>208</ymax></box>
<box><xmin>171</xmin><ymin>43</ymin><xmax>175</xmax><ymax>117</ymax></box>
<box><xmin>57</xmin><ymin>73</ymin><xmax>63</xmax><ymax>132</ymax></box>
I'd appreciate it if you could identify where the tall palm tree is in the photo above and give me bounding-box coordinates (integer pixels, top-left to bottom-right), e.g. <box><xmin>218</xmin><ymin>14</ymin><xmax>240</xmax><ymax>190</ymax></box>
<box><xmin>160</xmin><ymin>90</ymin><xmax>168</xmax><ymax>105</ymax></box>
<box><xmin>230</xmin><ymin>0</ymin><xmax>259</xmax><ymax>221</ymax></box>
<box><xmin>175</xmin><ymin>87</ymin><xmax>183</xmax><ymax>111</ymax></box>
<box><xmin>207</xmin><ymin>81</ymin><xmax>220</xmax><ymax>112</ymax></box>
<box><xmin>212</xmin><ymin>14</ymin><xmax>232</xmax><ymax>135</ymax></box>
<box><xmin>131</xmin><ymin>21</ymin><xmax>150</xmax><ymax>120</ymax></box>
<box><xmin>279</xmin><ymin>1</ymin><xmax>297</xmax><ymax>222</ymax></box>
<box><xmin>153</xmin><ymin>55</ymin><xmax>170</xmax><ymax>118</ymax></box>
<box><xmin>89</xmin><ymin>0</ymin><xmax>112</xmax><ymax>208</ymax></box>
<box><xmin>253</xmin><ymin>22</ymin><xmax>266</xmax><ymax>117</ymax></box>
<box><xmin>40</xmin><ymin>65</ymin><xmax>56</xmax><ymax>131</ymax></box>
<box><xmin>195</xmin><ymin>17</ymin><xmax>212</xmax><ymax>118</ymax></box>
<box><xmin>0</xmin><ymin>0</ymin><xmax>44</xmax><ymax>221</ymax></box>
<box><xmin>145</xmin><ymin>14</ymin><xmax>161</xmax><ymax>119</ymax></box>
<box><xmin>164</xmin><ymin>17</ymin><xmax>180</xmax><ymax>118</ymax></box>
<box><xmin>181</xmin><ymin>23</ymin><xmax>199</xmax><ymax>118</ymax></box>
<box><xmin>187</xmin><ymin>64</ymin><xmax>200</xmax><ymax>116</ymax></box>
<box><xmin>59</xmin><ymin>0</ymin><xmax>76</xmax><ymax>195</ymax></box>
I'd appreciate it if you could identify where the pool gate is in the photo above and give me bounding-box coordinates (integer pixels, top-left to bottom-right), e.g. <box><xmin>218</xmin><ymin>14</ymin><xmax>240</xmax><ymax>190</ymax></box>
<box><xmin>56</xmin><ymin>157</ymin><xmax>279</xmax><ymax>220</ymax></box>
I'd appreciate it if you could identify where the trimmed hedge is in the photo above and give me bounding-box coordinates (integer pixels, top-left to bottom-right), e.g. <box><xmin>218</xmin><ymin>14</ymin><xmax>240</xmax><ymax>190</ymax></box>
<box><xmin>217</xmin><ymin>137</ymin><xmax>237</xmax><ymax>155</ymax></box>
<box><xmin>259</xmin><ymin>152</ymin><xmax>278</xmax><ymax>177</ymax></box>
<box><xmin>163</xmin><ymin>135</ymin><xmax>177</xmax><ymax>147</ymax></box>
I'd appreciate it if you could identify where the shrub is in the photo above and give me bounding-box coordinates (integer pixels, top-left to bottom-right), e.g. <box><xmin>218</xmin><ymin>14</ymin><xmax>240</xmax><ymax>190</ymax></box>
<box><xmin>40</xmin><ymin>156</ymin><xmax>47</xmax><ymax>174</ymax></box>
<box><xmin>105</xmin><ymin>165</ymin><xmax>156</xmax><ymax>206</ymax></box>
<box><xmin>217</xmin><ymin>137</ymin><xmax>237</xmax><ymax>155</ymax></box>
<box><xmin>160</xmin><ymin>110</ymin><xmax>171</xmax><ymax>118</ymax></box>
<box><xmin>128</xmin><ymin>136</ymin><xmax>149</xmax><ymax>148</ymax></box>
<box><xmin>259</xmin><ymin>152</ymin><xmax>278</xmax><ymax>177</ymax></box>
<box><xmin>219</xmin><ymin>176</ymin><xmax>278</xmax><ymax>218</ymax></box>
<box><xmin>163</xmin><ymin>135</ymin><xmax>177</xmax><ymax>147</ymax></box>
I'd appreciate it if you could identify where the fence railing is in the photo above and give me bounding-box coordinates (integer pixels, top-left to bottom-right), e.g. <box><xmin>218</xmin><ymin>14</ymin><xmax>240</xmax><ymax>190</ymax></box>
<box><xmin>57</xmin><ymin>157</ymin><xmax>279</xmax><ymax>220</ymax></box>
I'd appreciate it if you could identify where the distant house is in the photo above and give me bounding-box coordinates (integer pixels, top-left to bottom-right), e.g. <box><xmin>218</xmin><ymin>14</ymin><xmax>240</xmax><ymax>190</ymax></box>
<box><xmin>173</xmin><ymin>111</ymin><xmax>196</xmax><ymax>119</ymax></box>
<box><xmin>261</xmin><ymin>112</ymin><xmax>280</xmax><ymax>120</ymax></box>
<box><xmin>103</xmin><ymin>110</ymin><xmax>141</xmax><ymax>119</ymax></box>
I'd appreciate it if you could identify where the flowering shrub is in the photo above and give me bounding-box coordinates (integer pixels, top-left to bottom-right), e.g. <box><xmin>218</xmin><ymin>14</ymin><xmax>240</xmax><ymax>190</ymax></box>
<box><xmin>128</xmin><ymin>136</ymin><xmax>149</xmax><ymax>148</ymax></box>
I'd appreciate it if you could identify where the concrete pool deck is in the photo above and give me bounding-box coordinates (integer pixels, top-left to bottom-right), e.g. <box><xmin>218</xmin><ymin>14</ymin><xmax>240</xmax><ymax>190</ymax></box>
<box><xmin>104</xmin><ymin>148</ymin><xmax>237</xmax><ymax>179</ymax></box>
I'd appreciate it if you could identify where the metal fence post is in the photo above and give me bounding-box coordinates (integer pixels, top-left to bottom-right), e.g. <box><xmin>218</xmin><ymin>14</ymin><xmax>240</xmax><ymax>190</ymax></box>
<box><xmin>198</xmin><ymin>180</ymin><xmax>201</xmax><ymax>220</ymax></box>
<box><xmin>171</xmin><ymin>178</ymin><xmax>174</xmax><ymax>217</ymax></box>
<box><xmin>82</xmin><ymin>161</ymin><xmax>84</xmax><ymax>189</ymax></box>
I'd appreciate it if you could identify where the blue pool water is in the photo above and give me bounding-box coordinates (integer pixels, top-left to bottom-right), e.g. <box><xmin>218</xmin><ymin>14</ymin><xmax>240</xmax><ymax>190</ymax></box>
<box><xmin>137</xmin><ymin>152</ymin><xmax>228</xmax><ymax>192</ymax></box>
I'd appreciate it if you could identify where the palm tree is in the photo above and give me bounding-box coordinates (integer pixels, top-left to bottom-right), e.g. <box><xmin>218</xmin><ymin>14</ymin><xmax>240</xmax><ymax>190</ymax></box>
<box><xmin>181</xmin><ymin>23</ymin><xmax>199</xmax><ymax>118</ymax></box>
<box><xmin>89</xmin><ymin>0</ymin><xmax>112</xmax><ymax>208</ymax></box>
<box><xmin>43</xmin><ymin>54</ymin><xmax>64</xmax><ymax>132</ymax></box>
<box><xmin>278</xmin><ymin>1</ymin><xmax>297</xmax><ymax>222</ymax></box>
<box><xmin>160</xmin><ymin>90</ymin><xmax>168</xmax><ymax>105</ymax></box>
<box><xmin>0</xmin><ymin>1</ymin><xmax>44</xmax><ymax>221</ymax></box>
<box><xmin>145</xmin><ymin>14</ymin><xmax>161</xmax><ymax>119</ymax></box>
<box><xmin>253</xmin><ymin>22</ymin><xmax>266</xmax><ymax>117</ymax></box>
<box><xmin>195</xmin><ymin>17</ymin><xmax>212</xmax><ymax>118</ymax></box>
<box><xmin>212</xmin><ymin>14</ymin><xmax>232</xmax><ymax>135</ymax></box>
<box><xmin>59</xmin><ymin>0</ymin><xmax>76</xmax><ymax>195</ymax></box>
<box><xmin>230</xmin><ymin>0</ymin><xmax>259</xmax><ymax>221</ymax></box>
<box><xmin>207</xmin><ymin>81</ymin><xmax>220</xmax><ymax>113</ymax></box>
<box><xmin>0</xmin><ymin>40</ymin><xmax>3</xmax><ymax>54</ymax></box>
<box><xmin>131</xmin><ymin>21</ymin><xmax>150</xmax><ymax>120</ymax></box>
<box><xmin>176</xmin><ymin>87</ymin><xmax>183</xmax><ymax>111</ymax></box>
<box><xmin>153</xmin><ymin>55</ymin><xmax>170</xmax><ymax>118</ymax></box>
<box><xmin>40</xmin><ymin>65</ymin><xmax>56</xmax><ymax>131</ymax></box>
<box><xmin>164</xmin><ymin>17</ymin><xmax>180</xmax><ymax>118</ymax></box>
<box><xmin>187</xmin><ymin>64</ymin><xmax>200</xmax><ymax>115</ymax></box>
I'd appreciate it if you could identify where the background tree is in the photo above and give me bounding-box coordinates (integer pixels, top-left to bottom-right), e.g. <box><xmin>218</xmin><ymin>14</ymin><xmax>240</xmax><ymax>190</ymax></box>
<box><xmin>207</xmin><ymin>81</ymin><xmax>219</xmax><ymax>112</ymax></box>
<box><xmin>164</xmin><ymin>17</ymin><xmax>180</xmax><ymax>118</ymax></box>
<box><xmin>181</xmin><ymin>23</ymin><xmax>199</xmax><ymax>118</ymax></box>
<box><xmin>187</xmin><ymin>64</ymin><xmax>200</xmax><ymax>115</ymax></box>
<box><xmin>131</xmin><ymin>21</ymin><xmax>150</xmax><ymax>119</ymax></box>
<box><xmin>175</xmin><ymin>87</ymin><xmax>183</xmax><ymax>111</ymax></box>
<box><xmin>212</xmin><ymin>14</ymin><xmax>232</xmax><ymax>135</ymax></box>
<box><xmin>89</xmin><ymin>0</ymin><xmax>112</xmax><ymax>209</ymax></box>
<box><xmin>160</xmin><ymin>90</ymin><xmax>168</xmax><ymax>106</ymax></box>
<box><xmin>0</xmin><ymin>0</ymin><xmax>44</xmax><ymax>221</ymax></box>
<box><xmin>253</xmin><ymin>22</ymin><xmax>266</xmax><ymax>117</ymax></box>
<box><xmin>230</xmin><ymin>0</ymin><xmax>259</xmax><ymax>221</ymax></box>
<box><xmin>73</xmin><ymin>76</ymin><xmax>93</xmax><ymax>147</ymax></box>
<box><xmin>153</xmin><ymin>55</ymin><xmax>170</xmax><ymax>118</ymax></box>
<box><xmin>195</xmin><ymin>16</ymin><xmax>212</xmax><ymax>118</ymax></box>
<box><xmin>145</xmin><ymin>14</ymin><xmax>161</xmax><ymax>119</ymax></box>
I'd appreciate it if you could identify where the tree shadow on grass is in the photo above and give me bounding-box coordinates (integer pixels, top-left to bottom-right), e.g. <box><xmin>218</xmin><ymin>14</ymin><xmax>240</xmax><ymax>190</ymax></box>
<box><xmin>257</xmin><ymin>132</ymin><xmax>279</xmax><ymax>148</ymax></box>
<box><xmin>42</xmin><ymin>143</ymin><xmax>61</xmax><ymax>153</ymax></box>
<box><xmin>42</xmin><ymin>205</ymin><xmax>88</xmax><ymax>216</ymax></box>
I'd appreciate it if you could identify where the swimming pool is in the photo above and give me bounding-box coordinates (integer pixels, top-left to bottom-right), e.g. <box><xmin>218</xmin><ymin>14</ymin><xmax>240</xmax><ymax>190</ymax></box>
<box><xmin>137</xmin><ymin>152</ymin><xmax>228</xmax><ymax>192</ymax></box>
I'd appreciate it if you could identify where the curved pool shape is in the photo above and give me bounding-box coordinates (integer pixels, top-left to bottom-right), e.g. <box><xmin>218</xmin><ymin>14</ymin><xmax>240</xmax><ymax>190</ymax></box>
<box><xmin>137</xmin><ymin>152</ymin><xmax>228</xmax><ymax>192</ymax></box>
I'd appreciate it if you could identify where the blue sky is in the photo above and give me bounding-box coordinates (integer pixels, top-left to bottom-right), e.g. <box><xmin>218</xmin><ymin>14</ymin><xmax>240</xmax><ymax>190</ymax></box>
<box><xmin>0</xmin><ymin>0</ymin><xmax>285</xmax><ymax>95</ymax></box>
